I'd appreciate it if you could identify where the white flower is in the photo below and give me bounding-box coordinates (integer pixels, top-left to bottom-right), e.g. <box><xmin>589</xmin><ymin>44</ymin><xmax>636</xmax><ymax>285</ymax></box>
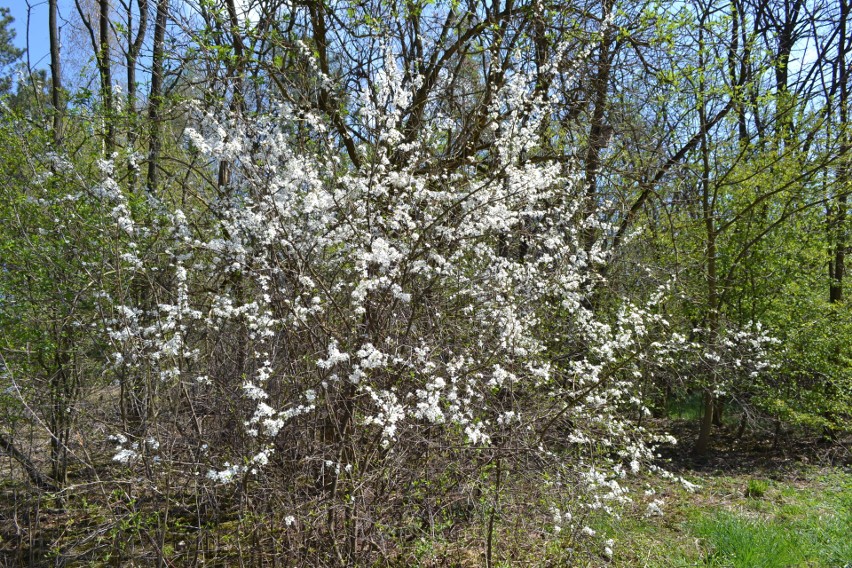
<box><xmin>317</xmin><ymin>340</ymin><xmax>349</xmax><ymax>369</ymax></box>
<box><xmin>112</xmin><ymin>448</ymin><xmax>137</xmax><ymax>464</ymax></box>
<box><xmin>645</xmin><ymin>499</ymin><xmax>665</xmax><ymax>517</ymax></box>
<box><xmin>207</xmin><ymin>463</ymin><xmax>245</xmax><ymax>484</ymax></box>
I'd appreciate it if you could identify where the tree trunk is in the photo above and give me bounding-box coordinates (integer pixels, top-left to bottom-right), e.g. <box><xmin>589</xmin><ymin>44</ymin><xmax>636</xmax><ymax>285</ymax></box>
<box><xmin>0</xmin><ymin>434</ymin><xmax>57</xmax><ymax>492</ymax></box>
<box><xmin>712</xmin><ymin>398</ymin><xmax>725</xmax><ymax>427</ymax></box>
<box><xmin>126</xmin><ymin>0</ymin><xmax>148</xmax><ymax>193</ymax></box>
<box><xmin>767</xmin><ymin>0</ymin><xmax>803</xmax><ymax>144</ymax></box>
<box><xmin>695</xmin><ymin>13</ymin><xmax>718</xmax><ymax>457</ymax></box>
<box><xmin>99</xmin><ymin>0</ymin><xmax>114</xmax><ymax>155</ymax></box>
<box><xmin>695</xmin><ymin>389</ymin><xmax>715</xmax><ymax>456</ymax></box>
<box><xmin>147</xmin><ymin>0</ymin><xmax>168</xmax><ymax>194</ymax></box>
<box><xmin>583</xmin><ymin>0</ymin><xmax>615</xmax><ymax>253</ymax></box>
<box><xmin>830</xmin><ymin>0</ymin><xmax>848</xmax><ymax>303</ymax></box>
<box><xmin>48</xmin><ymin>0</ymin><xmax>63</xmax><ymax>145</ymax></box>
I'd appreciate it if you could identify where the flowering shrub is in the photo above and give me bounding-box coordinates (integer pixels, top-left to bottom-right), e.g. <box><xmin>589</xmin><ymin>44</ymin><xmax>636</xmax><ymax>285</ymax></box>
<box><xmin>83</xmin><ymin>41</ymin><xmax>695</xmax><ymax>561</ymax></box>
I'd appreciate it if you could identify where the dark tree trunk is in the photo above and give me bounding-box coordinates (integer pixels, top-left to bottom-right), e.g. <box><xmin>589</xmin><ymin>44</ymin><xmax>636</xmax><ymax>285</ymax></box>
<box><xmin>147</xmin><ymin>0</ymin><xmax>168</xmax><ymax>194</ymax></box>
<box><xmin>830</xmin><ymin>0</ymin><xmax>849</xmax><ymax>303</ymax></box>
<box><xmin>0</xmin><ymin>435</ymin><xmax>57</xmax><ymax>492</ymax></box>
<box><xmin>712</xmin><ymin>399</ymin><xmax>725</xmax><ymax>427</ymax></box>
<box><xmin>48</xmin><ymin>0</ymin><xmax>63</xmax><ymax>145</ymax></box>
<box><xmin>99</xmin><ymin>0</ymin><xmax>114</xmax><ymax>154</ymax></box>
<box><xmin>583</xmin><ymin>0</ymin><xmax>615</xmax><ymax>252</ymax></box>
<box><xmin>695</xmin><ymin>12</ymin><xmax>718</xmax><ymax>457</ymax></box>
<box><xmin>126</xmin><ymin>0</ymin><xmax>148</xmax><ymax>193</ymax></box>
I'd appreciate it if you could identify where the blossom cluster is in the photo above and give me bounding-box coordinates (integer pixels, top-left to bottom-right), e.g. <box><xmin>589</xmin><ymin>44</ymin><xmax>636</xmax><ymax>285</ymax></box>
<box><xmin>96</xmin><ymin>37</ymin><xmax>691</xmax><ymax>546</ymax></box>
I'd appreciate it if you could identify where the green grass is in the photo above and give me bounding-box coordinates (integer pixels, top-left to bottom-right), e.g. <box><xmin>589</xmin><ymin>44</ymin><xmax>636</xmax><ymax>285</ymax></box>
<box><xmin>745</xmin><ymin>478</ymin><xmax>769</xmax><ymax>499</ymax></box>
<box><xmin>694</xmin><ymin>512</ymin><xmax>809</xmax><ymax>567</ymax></box>
<box><xmin>582</xmin><ymin>468</ymin><xmax>852</xmax><ymax>568</ymax></box>
<box><xmin>692</xmin><ymin>502</ymin><xmax>852</xmax><ymax>567</ymax></box>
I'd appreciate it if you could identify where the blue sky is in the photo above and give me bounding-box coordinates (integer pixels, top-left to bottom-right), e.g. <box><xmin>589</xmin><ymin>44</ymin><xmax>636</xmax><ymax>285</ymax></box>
<box><xmin>7</xmin><ymin>1</ymin><xmax>52</xmax><ymax>69</ymax></box>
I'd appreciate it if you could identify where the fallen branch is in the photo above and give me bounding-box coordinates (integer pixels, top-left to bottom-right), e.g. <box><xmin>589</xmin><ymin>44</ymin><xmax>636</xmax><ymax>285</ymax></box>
<box><xmin>0</xmin><ymin>433</ymin><xmax>58</xmax><ymax>492</ymax></box>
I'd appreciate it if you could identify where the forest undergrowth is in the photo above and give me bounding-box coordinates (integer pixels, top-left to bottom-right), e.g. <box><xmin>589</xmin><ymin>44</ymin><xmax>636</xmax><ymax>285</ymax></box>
<box><xmin>2</xmin><ymin>412</ymin><xmax>849</xmax><ymax>567</ymax></box>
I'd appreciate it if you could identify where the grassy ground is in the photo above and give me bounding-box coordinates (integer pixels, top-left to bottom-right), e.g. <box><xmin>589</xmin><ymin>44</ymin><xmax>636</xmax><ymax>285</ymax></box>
<box><xmin>584</xmin><ymin>459</ymin><xmax>852</xmax><ymax>567</ymax></box>
<box><xmin>405</xmin><ymin>422</ymin><xmax>851</xmax><ymax>568</ymax></box>
<box><xmin>527</xmin><ymin>399</ymin><xmax>850</xmax><ymax>568</ymax></box>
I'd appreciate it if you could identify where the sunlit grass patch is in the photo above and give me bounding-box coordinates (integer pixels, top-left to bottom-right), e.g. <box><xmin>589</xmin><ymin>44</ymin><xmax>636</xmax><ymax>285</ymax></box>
<box><xmin>744</xmin><ymin>478</ymin><xmax>769</xmax><ymax>499</ymax></box>
<box><xmin>576</xmin><ymin>468</ymin><xmax>851</xmax><ymax>567</ymax></box>
<box><xmin>693</xmin><ymin>512</ymin><xmax>807</xmax><ymax>567</ymax></box>
<box><xmin>688</xmin><ymin>470</ymin><xmax>851</xmax><ymax>568</ymax></box>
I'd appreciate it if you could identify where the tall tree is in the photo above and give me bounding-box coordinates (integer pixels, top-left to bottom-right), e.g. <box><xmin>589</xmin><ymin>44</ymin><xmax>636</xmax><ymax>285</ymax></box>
<box><xmin>49</xmin><ymin>0</ymin><xmax>63</xmax><ymax>144</ymax></box>
<box><xmin>74</xmin><ymin>0</ymin><xmax>115</xmax><ymax>154</ymax></box>
<box><xmin>829</xmin><ymin>0</ymin><xmax>849</xmax><ymax>303</ymax></box>
<box><xmin>123</xmin><ymin>0</ymin><xmax>148</xmax><ymax>192</ymax></box>
<box><xmin>146</xmin><ymin>0</ymin><xmax>168</xmax><ymax>194</ymax></box>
